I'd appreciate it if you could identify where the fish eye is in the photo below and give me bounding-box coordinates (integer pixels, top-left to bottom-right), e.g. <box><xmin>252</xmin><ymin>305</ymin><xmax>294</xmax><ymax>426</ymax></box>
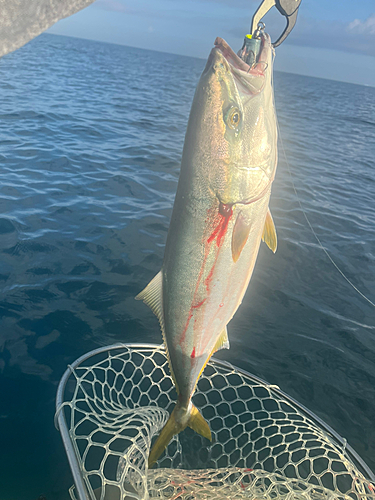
<box><xmin>226</xmin><ymin>107</ymin><xmax>241</xmax><ymax>130</ymax></box>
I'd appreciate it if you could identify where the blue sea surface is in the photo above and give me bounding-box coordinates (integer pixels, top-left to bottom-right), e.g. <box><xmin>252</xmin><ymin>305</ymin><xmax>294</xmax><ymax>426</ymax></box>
<box><xmin>0</xmin><ymin>33</ymin><xmax>374</xmax><ymax>499</ymax></box>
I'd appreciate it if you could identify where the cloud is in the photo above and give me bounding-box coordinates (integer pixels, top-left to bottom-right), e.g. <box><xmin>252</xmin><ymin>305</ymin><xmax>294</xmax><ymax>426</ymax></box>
<box><xmin>347</xmin><ymin>14</ymin><xmax>375</xmax><ymax>35</ymax></box>
<box><xmin>277</xmin><ymin>14</ymin><xmax>375</xmax><ymax>58</ymax></box>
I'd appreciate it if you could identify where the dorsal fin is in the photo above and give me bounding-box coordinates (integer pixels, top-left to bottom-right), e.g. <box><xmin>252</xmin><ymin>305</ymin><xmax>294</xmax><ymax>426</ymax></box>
<box><xmin>135</xmin><ymin>272</ymin><xmax>178</xmax><ymax>392</ymax></box>
<box><xmin>262</xmin><ymin>209</ymin><xmax>277</xmax><ymax>253</ymax></box>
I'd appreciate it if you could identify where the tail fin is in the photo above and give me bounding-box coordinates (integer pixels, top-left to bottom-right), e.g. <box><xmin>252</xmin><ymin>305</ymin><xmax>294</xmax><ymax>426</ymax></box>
<box><xmin>148</xmin><ymin>403</ymin><xmax>211</xmax><ymax>468</ymax></box>
<box><xmin>187</xmin><ymin>404</ymin><xmax>211</xmax><ymax>439</ymax></box>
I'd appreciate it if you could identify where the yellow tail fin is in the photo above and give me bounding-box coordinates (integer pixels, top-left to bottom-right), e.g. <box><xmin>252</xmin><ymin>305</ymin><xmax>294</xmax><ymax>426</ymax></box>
<box><xmin>148</xmin><ymin>403</ymin><xmax>211</xmax><ymax>468</ymax></box>
<box><xmin>188</xmin><ymin>404</ymin><xmax>211</xmax><ymax>440</ymax></box>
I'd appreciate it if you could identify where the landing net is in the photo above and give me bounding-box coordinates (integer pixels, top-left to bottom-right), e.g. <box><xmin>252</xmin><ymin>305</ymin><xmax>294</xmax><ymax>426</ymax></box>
<box><xmin>55</xmin><ymin>343</ymin><xmax>375</xmax><ymax>500</ymax></box>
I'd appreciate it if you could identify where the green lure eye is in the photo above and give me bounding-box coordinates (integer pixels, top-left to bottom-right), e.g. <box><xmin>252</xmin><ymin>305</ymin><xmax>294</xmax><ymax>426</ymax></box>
<box><xmin>226</xmin><ymin>107</ymin><xmax>241</xmax><ymax>130</ymax></box>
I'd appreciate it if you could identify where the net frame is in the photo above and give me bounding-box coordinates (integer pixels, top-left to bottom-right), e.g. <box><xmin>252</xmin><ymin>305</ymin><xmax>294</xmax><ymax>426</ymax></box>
<box><xmin>55</xmin><ymin>343</ymin><xmax>375</xmax><ymax>500</ymax></box>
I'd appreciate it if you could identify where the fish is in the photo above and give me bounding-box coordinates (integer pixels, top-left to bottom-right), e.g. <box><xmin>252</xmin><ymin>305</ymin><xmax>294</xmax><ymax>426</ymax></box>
<box><xmin>136</xmin><ymin>31</ymin><xmax>278</xmax><ymax>468</ymax></box>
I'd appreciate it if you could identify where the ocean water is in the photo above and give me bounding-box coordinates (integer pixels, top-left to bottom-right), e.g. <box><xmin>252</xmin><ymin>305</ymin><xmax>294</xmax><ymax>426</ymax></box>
<box><xmin>0</xmin><ymin>33</ymin><xmax>374</xmax><ymax>499</ymax></box>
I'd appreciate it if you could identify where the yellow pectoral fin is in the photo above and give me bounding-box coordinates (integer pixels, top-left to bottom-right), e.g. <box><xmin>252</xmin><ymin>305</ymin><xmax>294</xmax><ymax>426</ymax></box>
<box><xmin>232</xmin><ymin>211</ymin><xmax>252</xmax><ymax>262</ymax></box>
<box><xmin>262</xmin><ymin>209</ymin><xmax>277</xmax><ymax>253</ymax></box>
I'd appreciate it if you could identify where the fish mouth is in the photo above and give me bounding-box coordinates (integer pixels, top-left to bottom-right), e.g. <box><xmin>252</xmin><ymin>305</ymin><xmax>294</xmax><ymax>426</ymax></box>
<box><xmin>206</xmin><ymin>35</ymin><xmax>271</xmax><ymax>95</ymax></box>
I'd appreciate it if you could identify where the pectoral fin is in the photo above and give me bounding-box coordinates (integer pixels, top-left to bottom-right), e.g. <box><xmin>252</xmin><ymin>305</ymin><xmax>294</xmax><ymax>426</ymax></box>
<box><xmin>262</xmin><ymin>209</ymin><xmax>277</xmax><ymax>253</ymax></box>
<box><xmin>232</xmin><ymin>211</ymin><xmax>252</xmax><ymax>262</ymax></box>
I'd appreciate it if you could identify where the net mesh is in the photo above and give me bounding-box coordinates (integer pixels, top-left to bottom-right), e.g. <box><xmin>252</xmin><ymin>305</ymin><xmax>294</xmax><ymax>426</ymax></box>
<box><xmin>55</xmin><ymin>344</ymin><xmax>375</xmax><ymax>500</ymax></box>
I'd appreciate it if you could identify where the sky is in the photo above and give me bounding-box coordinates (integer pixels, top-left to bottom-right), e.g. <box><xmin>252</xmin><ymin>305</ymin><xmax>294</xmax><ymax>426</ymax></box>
<box><xmin>47</xmin><ymin>0</ymin><xmax>375</xmax><ymax>86</ymax></box>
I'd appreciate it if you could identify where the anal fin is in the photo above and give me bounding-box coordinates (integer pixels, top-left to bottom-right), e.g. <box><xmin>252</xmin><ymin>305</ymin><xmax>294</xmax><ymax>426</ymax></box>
<box><xmin>192</xmin><ymin>327</ymin><xmax>230</xmax><ymax>395</ymax></box>
<box><xmin>262</xmin><ymin>209</ymin><xmax>277</xmax><ymax>253</ymax></box>
<box><xmin>213</xmin><ymin>327</ymin><xmax>230</xmax><ymax>352</ymax></box>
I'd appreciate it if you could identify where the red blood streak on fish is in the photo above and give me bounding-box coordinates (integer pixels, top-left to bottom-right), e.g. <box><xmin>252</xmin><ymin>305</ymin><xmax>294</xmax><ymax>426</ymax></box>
<box><xmin>191</xmin><ymin>347</ymin><xmax>196</xmax><ymax>359</ymax></box>
<box><xmin>217</xmin><ymin>203</ymin><xmax>233</xmax><ymax>243</ymax></box>
<box><xmin>181</xmin><ymin>310</ymin><xmax>193</xmax><ymax>343</ymax></box>
<box><xmin>204</xmin><ymin>203</ymin><xmax>233</xmax><ymax>291</ymax></box>
<box><xmin>204</xmin><ymin>265</ymin><xmax>215</xmax><ymax>292</ymax></box>
<box><xmin>192</xmin><ymin>299</ymin><xmax>206</xmax><ymax>309</ymax></box>
<box><xmin>207</xmin><ymin>221</ymin><xmax>221</xmax><ymax>245</ymax></box>
<box><xmin>181</xmin><ymin>204</ymin><xmax>232</xmax><ymax>344</ymax></box>
<box><xmin>219</xmin><ymin>202</ymin><xmax>232</xmax><ymax>217</ymax></box>
<box><xmin>216</xmin><ymin>211</ymin><xmax>232</xmax><ymax>247</ymax></box>
<box><xmin>181</xmin><ymin>299</ymin><xmax>207</xmax><ymax>344</ymax></box>
<box><xmin>207</xmin><ymin>203</ymin><xmax>233</xmax><ymax>246</ymax></box>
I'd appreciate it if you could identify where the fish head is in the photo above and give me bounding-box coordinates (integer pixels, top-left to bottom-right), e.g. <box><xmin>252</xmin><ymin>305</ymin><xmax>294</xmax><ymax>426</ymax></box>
<box><xmin>186</xmin><ymin>33</ymin><xmax>277</xmax><ymax>206</ymax></box>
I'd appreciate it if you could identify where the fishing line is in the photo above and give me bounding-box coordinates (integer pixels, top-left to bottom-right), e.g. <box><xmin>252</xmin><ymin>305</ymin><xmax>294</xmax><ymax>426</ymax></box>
<box><xmin>277</xmin><ymin>123</ymin><xmax>375</xmax><ymax>309</ymax></box>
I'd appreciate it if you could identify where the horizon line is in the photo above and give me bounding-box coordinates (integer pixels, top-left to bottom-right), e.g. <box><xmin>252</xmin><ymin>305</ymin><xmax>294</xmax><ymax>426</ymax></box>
<box><xmin>45</xmin><ymin>32</ymin><xmax>375</xmax><ymax>89</ymax></box>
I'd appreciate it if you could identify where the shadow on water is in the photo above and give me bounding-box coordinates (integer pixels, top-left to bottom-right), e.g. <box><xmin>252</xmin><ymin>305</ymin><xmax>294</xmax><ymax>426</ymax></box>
<box><xmin>0</xmin><ymin>34</ymin><xmax>374</xmax><ymax>499</ymax></box>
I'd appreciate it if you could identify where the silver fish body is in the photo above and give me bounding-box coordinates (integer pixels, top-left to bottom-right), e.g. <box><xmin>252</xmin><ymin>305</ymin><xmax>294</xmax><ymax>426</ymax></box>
<box><xmin>137</xmin><ymin>32</ymin><xmax>278</xmax><ymax>466</ymax></box>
